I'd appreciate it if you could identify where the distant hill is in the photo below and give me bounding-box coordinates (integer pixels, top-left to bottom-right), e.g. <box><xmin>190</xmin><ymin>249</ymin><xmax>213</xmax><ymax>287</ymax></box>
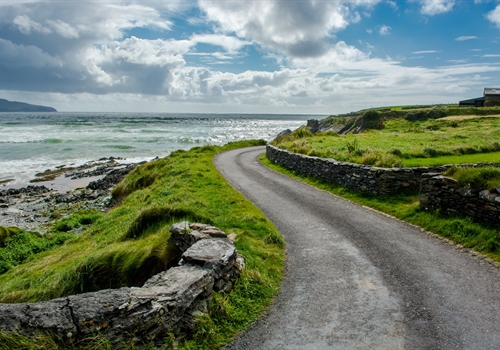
<box><xmin>0</xmin><ymin>98</ymin><xmax>57</xmax><ymax>112</ymax></box>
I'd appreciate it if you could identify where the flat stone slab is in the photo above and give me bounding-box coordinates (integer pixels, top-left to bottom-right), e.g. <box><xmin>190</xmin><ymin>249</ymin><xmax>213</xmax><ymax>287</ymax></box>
<box><xmin>0</xmin><ymin>299</ymin><xmax>75</xmax><ymax>334</ymax></box>
<box><xmin>141</xmin><ymin>265</ymin><xmax>213</xmax><ymax>300</ymax></box>
<box><xmin>182</xmin><ymin>238</ymin><xmax>236</xmax><ymax>268</ymax></box>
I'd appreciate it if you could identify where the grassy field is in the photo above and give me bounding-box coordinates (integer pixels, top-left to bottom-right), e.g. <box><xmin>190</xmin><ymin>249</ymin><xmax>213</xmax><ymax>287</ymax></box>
<box><xmin>273</xmin><ymin>114</ymin><xmax>500</xmax><ymax>168</ymax></box>
<box><xmin>260</xmin><ymin>155</ymin><xmax>500</xmax><ymax>264</ymax></box>
<box><xmin>0</xmin><ymin>140</ymin><xmax>285</xmax><ymax>349</ymax></box>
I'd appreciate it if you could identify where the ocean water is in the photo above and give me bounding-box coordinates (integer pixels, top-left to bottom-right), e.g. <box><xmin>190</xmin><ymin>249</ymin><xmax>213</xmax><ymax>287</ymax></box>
<box><xmin>0</xmin><ymin>112</ymin><xmax>314</xmax><ymax>184</ymax></box>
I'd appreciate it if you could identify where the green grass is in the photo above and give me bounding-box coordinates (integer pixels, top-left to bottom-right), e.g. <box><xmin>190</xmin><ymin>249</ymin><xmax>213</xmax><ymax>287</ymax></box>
<box><xmin>274</xmin><ymin>115</ymin><xmax>500</xmax><ymax>168</ymax></box>
<box><xmin>50</xmin><ymin>210</ymin><xmax>104</xmax><ymax>233</ymax></box>
<box><xmin>0</xmin><ymin>140</ymin><xmax>285</xmax><ymax>349</ymax></box>
<box><xmin>0</xmin><ymin>228</ymin><xmax>76</xmax><ymax>275</ymax></box>
<box><xmin>261</xmin><ymin>155</ymin><xmax>500</xmax><ymax>264</ymax></box>
<box><xmin>401</xmin><ymin>151</ymin><xmax>500</xmax><ymax>167</ymax></box>
<box><xmin>444</xmin><ymin>166</ymin><xmax>500</xmax><ymax>191</ymax></box>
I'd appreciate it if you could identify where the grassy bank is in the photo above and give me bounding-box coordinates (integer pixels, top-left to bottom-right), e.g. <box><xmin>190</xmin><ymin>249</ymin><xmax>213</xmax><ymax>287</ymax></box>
<box><xmin>0</xmin><ymin>140</ymin><xmax>285</xmax><ymax>349</ymax></box>
<box><xmin>275</xmin><ymin>114</ymin><xmax>500</xmax><ymax>168</ymax></box>
<box><xmin>260</xmin><ymin>155</ymin><xmax>500</xmax><ymax>264</ymax></box>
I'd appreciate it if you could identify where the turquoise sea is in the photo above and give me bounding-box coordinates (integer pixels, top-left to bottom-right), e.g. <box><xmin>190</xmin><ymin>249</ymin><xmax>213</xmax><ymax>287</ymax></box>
<box><xmin>0</xmin><ymin>112</ymin><xmax>316</xmax><ymax>184</ymax></box>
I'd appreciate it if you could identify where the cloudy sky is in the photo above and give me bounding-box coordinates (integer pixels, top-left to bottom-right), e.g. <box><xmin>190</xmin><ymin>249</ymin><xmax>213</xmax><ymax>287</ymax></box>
<box><xmin>1</xmin><ymin>0</ymin><xmax>499</xmax><ymax>114</ymax></box>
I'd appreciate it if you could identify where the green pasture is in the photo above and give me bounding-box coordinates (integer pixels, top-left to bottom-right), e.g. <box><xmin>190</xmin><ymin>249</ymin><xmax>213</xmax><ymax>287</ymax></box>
<box><xmin>273</xmin><ymin>115</ymin><xmax>500</xmax><ymax>168</ymax></box>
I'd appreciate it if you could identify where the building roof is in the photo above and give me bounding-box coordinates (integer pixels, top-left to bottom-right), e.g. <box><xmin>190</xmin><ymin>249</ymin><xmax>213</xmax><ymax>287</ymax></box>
<box><xmin>459</xmin><ymin>97</ymin><xmax>484</xmax><ymax>104</ymax></box>
<box><xmin>484</xmin><ymin>88</ymin><xmax>500</xmax><ymax>96</ymax></box>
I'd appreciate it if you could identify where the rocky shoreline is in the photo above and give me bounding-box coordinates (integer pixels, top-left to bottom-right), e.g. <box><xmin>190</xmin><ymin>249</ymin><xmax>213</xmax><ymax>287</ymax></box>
<box><xmin>0</xmin><ymin>158</ymin><xmax>144</xmax><ymax>233</ymax></box>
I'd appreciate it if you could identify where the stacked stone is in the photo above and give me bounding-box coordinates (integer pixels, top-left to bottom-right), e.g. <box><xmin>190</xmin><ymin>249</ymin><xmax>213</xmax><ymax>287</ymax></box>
<box><xmin>420</xmin><ymin>173</ymin><xmax>500</xmax><ymax>224</ymax></box>
<box><xmin>266</xmin><ymin>144</ymin><xmax>448</xmax><ymax>195</ymax></box>
<box><xmin>0</xmin><ymin>222</ymin><xmax>244</xmax><ymax>348</ymax></box>
<box><xmin>267</xmin><ymin>144</ymin><xmax>500</xmax><ymax>225</ymax></box>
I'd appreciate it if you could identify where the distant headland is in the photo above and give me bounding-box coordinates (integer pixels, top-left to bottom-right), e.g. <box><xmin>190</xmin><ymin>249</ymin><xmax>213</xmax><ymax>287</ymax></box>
<box><xmin>0</xmin><ymin>98</ymin><xmax>57</xmax><ymax>112</ymax></box>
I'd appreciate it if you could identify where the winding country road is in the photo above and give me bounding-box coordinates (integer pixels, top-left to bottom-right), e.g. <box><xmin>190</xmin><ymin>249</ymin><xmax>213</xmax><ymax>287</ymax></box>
<box><xmin>214</xmin><ymin>146</ymin><xmax>500</xmax><ymax>349</ymax></box>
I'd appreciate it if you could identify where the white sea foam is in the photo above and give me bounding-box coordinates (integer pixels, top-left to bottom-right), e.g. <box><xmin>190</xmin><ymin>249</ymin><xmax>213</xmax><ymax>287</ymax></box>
<box><xmin>0</xmin><ymin>112</ymin><xmax>315</xmax><ymax>185</ymax></box>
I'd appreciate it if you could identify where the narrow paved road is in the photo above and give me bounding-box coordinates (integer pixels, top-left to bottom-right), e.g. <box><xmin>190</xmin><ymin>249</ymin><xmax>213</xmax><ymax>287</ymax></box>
<box><xmin>214</xmin><ymin>146</ymin><xmax>500</xmax><ymax>350</ymax></box>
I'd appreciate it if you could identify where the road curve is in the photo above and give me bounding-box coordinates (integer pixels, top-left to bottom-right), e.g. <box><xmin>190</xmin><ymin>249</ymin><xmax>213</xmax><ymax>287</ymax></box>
<box><xmin>214</xmin><ymin>146</ymin><xmax>500</xmax><ymax>350</ymax></box>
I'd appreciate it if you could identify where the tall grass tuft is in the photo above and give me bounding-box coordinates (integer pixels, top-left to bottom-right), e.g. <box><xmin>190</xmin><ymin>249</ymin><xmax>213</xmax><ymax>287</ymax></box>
<box><xmin>0</xmin><ymin>229</ymin><xmax>76</xmax><ymax>275</ymax></box>
<box><xmin>124</xmin><ymin>206</ymin><xmax>210</xmax><ymax>240</ymax></box>
<box><xmin>444</xmin><ymin>166</ymin><xmax>500</xmax><ymax>191</ymax></box>
<box><xmin>51</xmin><ymin>210</ymin><xmax>103</xmax><ymax>233</ymax></box>
<box><xmin>291</xmin><ymin>128</ymin><xmax>313</xmax><ymax>139</ymax></box>
<box><xmin>0</xmin><ymin>226</ymin><xmax>20</xmax><ymax>246</ymax></box>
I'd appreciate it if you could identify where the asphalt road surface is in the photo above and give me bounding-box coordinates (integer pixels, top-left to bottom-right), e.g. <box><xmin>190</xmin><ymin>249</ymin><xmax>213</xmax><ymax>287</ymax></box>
<box><xmin>214</xmin><ymin>146</ymin><xmax>500</xmax><ymax>350</ymax></box>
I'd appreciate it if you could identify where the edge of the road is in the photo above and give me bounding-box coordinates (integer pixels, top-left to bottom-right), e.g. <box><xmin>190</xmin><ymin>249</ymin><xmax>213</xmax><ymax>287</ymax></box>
<box><xmin>222</xmin><ymin>145</ymin><xmax>500</xmax><ymax>273</ymax></box>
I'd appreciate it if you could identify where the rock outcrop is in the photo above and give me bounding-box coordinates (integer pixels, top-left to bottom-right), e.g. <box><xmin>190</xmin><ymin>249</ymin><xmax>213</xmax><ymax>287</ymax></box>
<box><xmin>0</xmin><ymin>161</ymin><xmax>140</xmax><ymax>233</ymax></box>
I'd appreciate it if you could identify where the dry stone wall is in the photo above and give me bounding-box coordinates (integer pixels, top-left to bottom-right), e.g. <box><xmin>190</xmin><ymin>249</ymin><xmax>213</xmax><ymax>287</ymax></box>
<box><xmin>420</xmin><ymin>174</ymin><xmax>500</xmax><ymax>225</ymax></box>
<box><xmin>266</xmin><ymin>144</ymin><xmax>449</xmax><ymax>195</ymax></box>
<box><xmin>0</xmin><ymin>222</ymin><xmax>244</xmax><ymax>348</ymax></box>
<box><xmin>267</xmin><ymin>144</ymin><xmax>500</xmax><ymax>224</ymax></box>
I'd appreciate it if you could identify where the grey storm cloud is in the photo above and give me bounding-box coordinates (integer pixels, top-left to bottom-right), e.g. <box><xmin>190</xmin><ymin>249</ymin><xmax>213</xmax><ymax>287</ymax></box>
<box><xmin>0</xmin><ymin>1</ymin><xmax>180</xmax><ymax>95</ymax></box>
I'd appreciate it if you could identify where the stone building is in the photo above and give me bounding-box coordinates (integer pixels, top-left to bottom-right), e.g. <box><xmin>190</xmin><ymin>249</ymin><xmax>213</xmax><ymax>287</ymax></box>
<box><xmin>459</xmin><ymin>87</ymin><xmax>500</xmax><ymax>107</ymax></box>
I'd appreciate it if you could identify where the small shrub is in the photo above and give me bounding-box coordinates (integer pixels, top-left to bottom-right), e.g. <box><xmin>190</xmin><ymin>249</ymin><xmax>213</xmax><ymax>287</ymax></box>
<box><xmin>427</xmin><ymin>108</ymin><xmax>447</xmax><ymax>119</ymax></box>
<box><xmin>360</xmin><ymin>152</ymin><xmax>379</xmax><ymax>165</ymax></box>
<box><xmin>390</xmin><ymin>148</ymin><xmax>404</xmax><ymax>157</ymax></box>
<box><xmin>291</xmin><ymin>128</ymin><xmax>313</xmax><ymax>139</ymax></box>
<box><xmin>0</xmin><ymin>226</ymin><xmax>20</xmax><ymax>247</ymax></box>
<box><xmin>124</xmin><ymin>206</ymin><xmax>210</xmax><ymax>240</ymax></box>
<box><xmin>51</xmin><ymin>210</ymin><xmax>103</xmax><ymax>233</ymax></box>
<box><xmin>360</xmin><ymin>152</ymin><xmax>402</xmax><ymax>167</ymax></box>
<box><xmin>315</xmin><ymin>130</ymin><xmax>338</xmax><ymax>137</ymax></box>
<box><xmin>0</xmin><ymin>230</ymin><xmax>76</xmax><ymax>274</ymax></box>
<box><xmin>376</xmin><ymin>154</ymin><xmax>402</xmax><ymax>168</ymax></box>
<box><xmin>424</xmin><ymin>147</ymin><xmax>439</xmax><ymax>157</ymax></box>
<box><xmin>485</xmin><ymin>100</ymin><xmax>500</xmax><ymax>107</ymax></box>
<box><xmin>290</xmin><ymin>140</ymin><xmax>312</xmax><ymax>155</ymax></box>
<box><xmin>404</xmin><ymin>110</ymin><xmax>427</xmax><ymax>121</ymax></box>
<box><xmin>405</xmin><ymin>108</ymin><xmax>446</xmax><ymax>122</ymax></box>
<box><xmin>444</xmin><ymin>120</ymin><xmax>459</xmax><ymax>128</ymax></box>
<box><xmin>346</xmin><ymin>138</ymin><xmax>360</xmax><ymax>154</ymax></box>
<box><xmin>264</xmin><ymin>230</ymin><xmax>285</xmax><ymax>247</ymax></box>
<box><xmin>484</xmin><ymin>237</ymin><xmax>500</xmax><ymax>252</ymax></box>
<box><xmin>362</xmin><ymin>110</ymin><xmax>381</xmax><ymax>129</ymax></box>
<box><xmin>454</xmin><ymin>146</ymin><xmax>479</xmax><ymax>155</ymax></box>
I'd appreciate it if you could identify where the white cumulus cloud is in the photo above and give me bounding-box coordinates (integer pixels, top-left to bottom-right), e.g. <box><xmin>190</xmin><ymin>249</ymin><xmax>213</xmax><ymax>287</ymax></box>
<box><xmin>379</xmin><ymin>25</ymin><xmax>391</xmax><ymax>35</ymax></box>
<box><xmin>419</xmin><ymin>0</ymin><xmax>455</xmax><ymax>15</ymax></box>
<box><xmin>198</xmin><ymin>0</ymin><xmax>382</xmax><ymax>58</ymax></box>
<box><xmin>190</xmin><ymin>34</ymin><xmax>251</xmax><ymax>54</ymax></box>
<box><xmin>13</xmin><ymin>15</ymin><xmax>51</xmax><ymax>35</ymax></box>
<box><xmin>487</xmin><ymin>5</ymin><xmax>500</xmax><ymax>28</ymax></box>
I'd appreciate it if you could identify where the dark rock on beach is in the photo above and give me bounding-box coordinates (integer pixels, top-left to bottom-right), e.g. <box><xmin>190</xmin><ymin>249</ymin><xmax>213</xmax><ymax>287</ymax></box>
<box><xmin>0</xmin><ymin>159</ymin><xmax>142</xmax><ymax>233</ymax></box>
